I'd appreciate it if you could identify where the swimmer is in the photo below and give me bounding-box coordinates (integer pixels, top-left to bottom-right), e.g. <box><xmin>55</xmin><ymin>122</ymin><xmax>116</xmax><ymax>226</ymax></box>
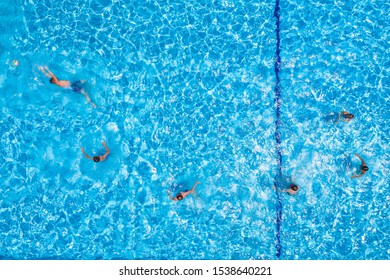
<box><xmin>81</xmin><ymin>141</ymin><xmax>110</xmax><ymax>163</ymax></box>
<box><xmin>167</xmin><ymin>181</ymin><xmax>200</xmax><ymax>201</ymax></box>
<box><xmin>335</xmin><ymin>111</ymin><xmax>354</xmax><ymax>124</ymax></box>
<box><xmin>351</xmin><ymin>153</ymin><xmax>369</xmax><ymax>178</ymax></box>
<box><xmin>38</xmin><ymin>66</ymin><xmax>96</xmax><ymax>108</ymax></box>
<box><xmin>274</xmin><ymin>183</ymin><xmax>300</xmax><ymax>195</ymax></box>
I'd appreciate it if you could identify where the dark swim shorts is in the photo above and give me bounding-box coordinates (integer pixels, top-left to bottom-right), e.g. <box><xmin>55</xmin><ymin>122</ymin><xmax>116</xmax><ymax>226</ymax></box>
<box><xmin>71</xmin><ymin>80</ymin><xmax>84</xmax><ymax>93</ymax></box>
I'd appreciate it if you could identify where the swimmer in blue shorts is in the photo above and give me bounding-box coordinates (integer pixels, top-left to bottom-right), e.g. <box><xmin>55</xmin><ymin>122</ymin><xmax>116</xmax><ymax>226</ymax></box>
<box><xmin>167</xmin><ymin>181</ymin><xmax>200</xmax><ymax>201</ymax></box>
<box><xmin>39</xmin><ymin>66</ymin><xmax>96</xmax><ymax>108</ymax></box>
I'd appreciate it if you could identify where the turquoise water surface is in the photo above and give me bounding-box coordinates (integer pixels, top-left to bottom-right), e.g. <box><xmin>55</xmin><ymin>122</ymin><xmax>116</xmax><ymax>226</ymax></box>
<box><xmin>0</xmin><ymin>0</ymin><xmax>388</xmax><ymax>259</ymax></box>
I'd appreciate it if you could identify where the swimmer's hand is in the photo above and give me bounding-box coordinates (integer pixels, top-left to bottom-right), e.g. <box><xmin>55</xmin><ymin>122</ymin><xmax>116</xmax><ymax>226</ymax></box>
<box><xmin>167</xmin><ymin>191</ymin><xmax>175</xmax><ymax>200</ymax></box>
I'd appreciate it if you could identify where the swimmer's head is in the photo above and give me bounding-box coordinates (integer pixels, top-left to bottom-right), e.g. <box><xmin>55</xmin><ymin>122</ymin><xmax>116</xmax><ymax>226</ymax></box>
<box><xmin>12</xmin><ymin>60</ymin><xmax>19</xmax><ymax>67</ymax></box>
<box><xmin>290</xmin><ymin>184</ymin><xmax>299</xmax><ymax>191</ymax></box>
<box><xmin>176</xmin><ymin>194</ymin><xmax>184</xmax><ymax>201</ymax></box>
<box><xmin>93</xmin><ymin>156</ymin><xmax>100</xmax><ymax>162</ymax></box>
<box><xmin>345</xmin><ymin>113</ymin><xmax>354</xmax><ymax>119</ymax></box>
<box><xmin>361</xmin><ymin>166</ymin><xmax>369</xmax><ymax>172</ymax></box>
<box><xmin>49</xmin><ymin>77</ymin><xmax>55</xmax><ymax>84</ymax></box>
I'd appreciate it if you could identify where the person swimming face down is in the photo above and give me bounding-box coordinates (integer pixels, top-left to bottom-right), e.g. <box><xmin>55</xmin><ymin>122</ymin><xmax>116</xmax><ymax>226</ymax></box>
<box><xmin>361</xmin><ymin>165</ymin><xmax>369</xmax><ymax>172</ymax></box>
<box><xmin>290</xmin><ymin>184</ymin><xmax>299</xmax><ymax>191</ymax></box>
<box><xmin>93</xmin><ymin>156</ymin><xmax>100</xmax><ymax>163</ymax></box>
<box><xmin>50</xmin><ymin>77</ymin><xmax>55</xmax><ymax>84</ymax></box>
<box><xmin>176</xmin><ymin>193</ymin><xmax>184</xmax><ymax>201</ymax></box>
<box><xmin>344</xmin><ymin>113</ymin><xmax>354</xmax><ymax>120</ymax></box>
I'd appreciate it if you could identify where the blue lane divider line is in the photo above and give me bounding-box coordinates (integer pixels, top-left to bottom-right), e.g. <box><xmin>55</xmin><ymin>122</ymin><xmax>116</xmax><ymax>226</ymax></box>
<box><xmin>273</xmin><ymin>0</ymin><xmax>283</xmax><ymax>259</ymax></box>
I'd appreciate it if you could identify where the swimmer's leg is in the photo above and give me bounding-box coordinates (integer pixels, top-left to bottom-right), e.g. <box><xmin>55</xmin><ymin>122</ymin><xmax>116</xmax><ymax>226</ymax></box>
<box><xmin>81</xmin><ymin>89</ymin><xmax>97</xmax><ymax>108</ymax></box>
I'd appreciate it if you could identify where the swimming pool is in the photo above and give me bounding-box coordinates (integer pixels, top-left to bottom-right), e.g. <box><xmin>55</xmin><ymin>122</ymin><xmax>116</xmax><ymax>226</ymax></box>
<box><xmin>0</xmin><ymin>0</ymin><xmax>388</xmax><ymax>260</ymax></box>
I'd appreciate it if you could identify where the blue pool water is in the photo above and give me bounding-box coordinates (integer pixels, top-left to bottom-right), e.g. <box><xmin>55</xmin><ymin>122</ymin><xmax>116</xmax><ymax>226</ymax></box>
<box><xmin>0</xmin><ymin>0</ymin><xmax>389</xmax><ymax>260</ymax></box>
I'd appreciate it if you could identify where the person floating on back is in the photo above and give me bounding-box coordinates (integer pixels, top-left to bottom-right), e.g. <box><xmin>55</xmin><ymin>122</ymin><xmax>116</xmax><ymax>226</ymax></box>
<box><xmin>39</xmin><ymin>66</ymin><xmax>97</xmax><ymax>108</ymax></box>
<box><xmin>81</xmin><ymin>141</ymin><xmax>110</xmax><ymax>163</ymax></box>
<box><xmin>351</xmin><ymin>153</ymin><xmax>369</xmax><ymax>178</ymax></box>
<box><xmin>335</xmin><ymin>111</ymin><xmax>354</xmax><ymax>124</ymax></box>
<box><xmin>167</xmin><ymin>181</ymin><xmax>200</xmax><ymax>201</ymax></box>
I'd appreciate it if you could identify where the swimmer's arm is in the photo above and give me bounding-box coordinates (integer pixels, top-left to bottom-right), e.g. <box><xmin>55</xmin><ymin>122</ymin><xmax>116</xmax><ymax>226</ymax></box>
<box><xmin>183</xmin><ymin>181</ymin><xmax>200</xmax><ymax>196</ymax></box>
<box><xmin>102</xmin><ymin>141</ymin><xmax>110</xmax><ymax>153</ymax></box>
<box><xmin>287</xmin><ymin>189</ymin><xmax>298</xmax><ymax>195</ymax></box>
<box><xmin>354</xmin><ymin>153</ymin><xmax>366</xmax><ymax>165</ymax></box>
<box><xmin>190</xmin><ymin>181</ymin><xmax>200</xmax><ymax>192</ymax></box>
<box><xmin>44</xmin><ymin>66</ymin><xmax>59</xmax><ymax>80</ymax></box>
<box><xmin>100</xmin><ymin>141</ymin><xmax>110</xmax><ymax>160</ymax></box>
<box><xmin>80</xmin><ymin>147</ymin><xmax>94</xmax><ymax>161</ymax></box>
<box><xmin>167</xmin><ymin>191</ymin><xmax>177</xmax><ymax>201</ymax></box>
<box><xmin>272</xmin><ymin>186</ymin><xmax>286</xmax><ymax>192</ymax></box>
<box><xmin>343</xmin><ymin>116</ymin><xmax>352</xmax><ymax>122</ymax></box>
<box><xmin>351</xmin><ymin>173</ymin><xmax>363</xmax><ymax>178</ymax></box>
<box><xmin>38</xmin><ymin>66</ymin><xmax>54</xmax><ymax>79</ymax></box>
